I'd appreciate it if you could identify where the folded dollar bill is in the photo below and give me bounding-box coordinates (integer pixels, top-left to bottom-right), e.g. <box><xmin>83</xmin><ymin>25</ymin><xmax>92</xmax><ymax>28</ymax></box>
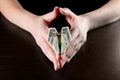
<box><xmin>48</xmin><ymin>27</ymin><xmax>71</xmax><ymax>55</ymax></box>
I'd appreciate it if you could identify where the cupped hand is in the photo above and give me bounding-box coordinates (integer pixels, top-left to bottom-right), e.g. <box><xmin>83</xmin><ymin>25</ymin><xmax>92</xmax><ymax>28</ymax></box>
<box><xmin>59</xmin><ymin>8</ymin><xmax>90</xmax><ymax>67</ymax></box>
<box><xmin>31</xmin><ymin>7</ymin><xmax>61</xmax><ymax>70</ymax></box>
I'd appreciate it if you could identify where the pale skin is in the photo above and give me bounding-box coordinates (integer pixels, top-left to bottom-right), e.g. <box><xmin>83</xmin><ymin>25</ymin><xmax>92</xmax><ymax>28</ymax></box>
<box><xmin>0</xmin><ymin>0</ymin><xmax>120</xmax><ymax>70</ymax></box>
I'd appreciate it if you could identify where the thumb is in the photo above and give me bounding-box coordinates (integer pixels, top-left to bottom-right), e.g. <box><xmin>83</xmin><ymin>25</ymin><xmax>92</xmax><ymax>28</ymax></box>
<box><xmin>59</xmin><ymin>8</ymin><xmax>75</xmax><ymax>18</ymax></box>
<box><xmin>42</xmin><ymin>6</ymin><xmax>60</xmax><ymax>23</ymax></box>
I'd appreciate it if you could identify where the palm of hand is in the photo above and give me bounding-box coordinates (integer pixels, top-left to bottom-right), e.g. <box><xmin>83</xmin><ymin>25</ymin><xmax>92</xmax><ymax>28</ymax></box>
<box><xmin>32</xmin><ymin>7</ymin><xmax>61</xmax><ymax>70</ymax></box>
<box><xmin>59</xmin><ymin>8</ymin><xmax>89</xmax><ymax>68</ymax></box>
<box><xmin>33</xmin><ymin>7</ymin><xmax>89</xmax><ymax>70</ymax></box>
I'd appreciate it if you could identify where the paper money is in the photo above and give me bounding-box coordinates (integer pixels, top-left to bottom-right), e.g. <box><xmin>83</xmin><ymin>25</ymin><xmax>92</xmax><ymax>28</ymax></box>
<box><xmin>48</xmin><ymin>27</ymin><xmax>71</xmax><ymax>55</ymax></box>
<box><xmin>48</xmin><ymin>28</ymin><xmax>60</xmax><ymax>54</ymax></box>
<box><xmin>61</xmin><ymin>27</ymin><xmax>71</xmax><ymax>54</ymax></box>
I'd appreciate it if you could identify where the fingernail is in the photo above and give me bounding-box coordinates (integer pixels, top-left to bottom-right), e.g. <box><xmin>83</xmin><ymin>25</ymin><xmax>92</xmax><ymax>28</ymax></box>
<box><xmin>54</xmin><ymin>6</ymin><xmax>58</xmax><ymax>9</ymax></box>
<box><xmin>60</xmin><ymin>8</ymin><xmax>63</xmax><ymax>10</ymax></box>
<box><xmin>54</xmin><ymin>62</ymin><xmax>59</xmax><ymax>71</ymax></box>
<box><xmin>54</xmin><ymin>64</ymin><xmax>57</xmax><ymax>71</ymax></box>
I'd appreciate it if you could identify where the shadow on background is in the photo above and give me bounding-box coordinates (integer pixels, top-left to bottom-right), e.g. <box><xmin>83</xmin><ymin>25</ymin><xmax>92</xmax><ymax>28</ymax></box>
<box><xmin>1</xmin><ymin>7</ymin><xmax>120</xmax><ymax>80</ymax></box>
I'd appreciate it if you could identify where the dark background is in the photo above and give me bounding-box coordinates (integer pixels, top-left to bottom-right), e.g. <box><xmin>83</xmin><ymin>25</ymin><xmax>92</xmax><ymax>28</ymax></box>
<box><xmin>1</xmin><ymin>12</ymin><xmax>120</xmax><ymax>80</ymax></box>
<box><xmin>1</xmin><ymin>0</ymin><xmax>120</xmax><ymax>80</ymax></box>
<box><xmin>18</xmin><ymin>0</ymin><xmax>108</xmax><ymax>30</ymax></box>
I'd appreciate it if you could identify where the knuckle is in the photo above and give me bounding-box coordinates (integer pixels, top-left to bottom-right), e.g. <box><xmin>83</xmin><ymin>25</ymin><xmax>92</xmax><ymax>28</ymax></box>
<box><xmin>70</xmin><ymin>40</ymin><xmax>74</xmax><ymax>47</ymax></box>
<box><xmin>74</xmin><ymin>44</ymin><xmax>80</xmax><ymax>51</ymax></box>
<box><xmin>79</xmin><ymin>35</ymin><xmax>86</xmax><ymax>43</ymax></box>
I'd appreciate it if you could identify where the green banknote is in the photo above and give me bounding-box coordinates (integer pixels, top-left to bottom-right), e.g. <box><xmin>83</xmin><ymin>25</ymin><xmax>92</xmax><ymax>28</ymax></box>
<box><xmin>48</xmin><ymin>27</ymin><xmax>71</xmax><ymax>55</ymax></box>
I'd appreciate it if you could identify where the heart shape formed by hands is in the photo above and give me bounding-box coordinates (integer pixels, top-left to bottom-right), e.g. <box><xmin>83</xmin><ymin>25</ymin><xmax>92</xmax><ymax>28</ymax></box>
<box><xmin>34</xmin><ymin>6</ymin><xmax>89</xmax><ymax>71</ymax></box>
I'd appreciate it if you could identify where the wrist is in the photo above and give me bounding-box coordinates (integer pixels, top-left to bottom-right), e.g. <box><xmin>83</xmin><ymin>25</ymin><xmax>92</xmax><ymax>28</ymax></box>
<box><xmin>78</xmin><ymin>14</ymin><xmax>91</xmax><ymax>33</ymax></box>
<box><xmin>29</xmin><ymin>16</ymin><xmax>49</xmax><ymax>41</ymax></box>
<box><xmin>20</xmin><ymin>10</ymin><xmax>39</xmax><ymax>34</ymax></box>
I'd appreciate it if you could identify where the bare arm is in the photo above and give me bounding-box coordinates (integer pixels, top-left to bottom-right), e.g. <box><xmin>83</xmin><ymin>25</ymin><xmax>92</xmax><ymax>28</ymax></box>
<box><xmin>0</xmin><ymin>0</ymin><xmax>61</xmax><ymax>70</ymax></box>
<box><xmin>82</xmin><ymin>0</ymin><xmax>120</xmax><ymax>31</ymax></box>
<box><xmin>0</xmin><ymin>0</ymin><xmax>38</xmax><ymax>33</ymax></box>
<box><xmin>58</xmin><ymin>0</ymin><xmax>120</xmax><ymax>66</ymax></box>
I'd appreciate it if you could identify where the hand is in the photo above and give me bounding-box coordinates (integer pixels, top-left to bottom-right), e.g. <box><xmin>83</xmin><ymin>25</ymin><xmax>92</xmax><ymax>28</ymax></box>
<box><xmin>59</xmin><ymin>8</ymin><xmax>90</xmax><ymax>67</ymax></box>
<box><xmin>30</xmin><ymin>7</ymin><xmax>60</xmax><ymax>70</ymax></box>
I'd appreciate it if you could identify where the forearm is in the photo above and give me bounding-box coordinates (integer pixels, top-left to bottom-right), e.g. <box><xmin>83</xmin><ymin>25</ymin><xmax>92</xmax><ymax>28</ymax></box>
<box><xmin>82</xmin><ymin>0</ymin><xmax>120</xmax><ymax>31</ymax></box>
<box><xmin>0</xmin><ymin>0</ymin><xmax>38</xmax><ymax>33</ymax></box>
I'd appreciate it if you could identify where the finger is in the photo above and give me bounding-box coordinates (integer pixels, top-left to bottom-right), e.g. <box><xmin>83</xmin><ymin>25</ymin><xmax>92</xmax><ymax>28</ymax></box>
<box><xmin>36</xmin><ymin>37</ymin><xmax>60</xmax><ymax>70</ymax></box>
<box><xmin>65</xmin><ymin>43</ymin><xmax>75</xmax><ymax>61</ymax></box>
<box><xmin>65</xmin><ymin>42</ymin><xmax>78</xmax><ymax>63</ymax></box>
<box><xmin>73</xmin><ymin>37</ymin><xmax>84</xmax><ymax>53</ymax></box>
<box><xmin>67</xmin><ymin>40</ymin><xmax>85</xmax><ymax>62</ymax></box>
<box><xmin>70</xmin><ymin>27</ymin><xmax>79</xmax><ymax>40</ymax></box>
<box><xmin>42</xmin><ymin>6</ymin><xmax>60</xmax><ymax>23</ymax></box>
<box><xmin>60</xmin><ymin>53</ymin><xmax>69</xmax><ymax>68</ymax></box>
<box><xmin>65</xmin><ymin>35</ymin><xmax>82</xmax><ymax>62</ymax></box>
<box><xmin>59</xmin><ymin>7</ymin><xmax>77</xmax><ymax>27</ymax></box>
<box><xmin>66</xmin><ymin>35</ymin><xmax>86</xmax><ymax>62</ymax></box>
<box><xmin>59</xmin><ymin>7</ymin><xmax>75</xmax><ymax>17</ymax></box>
<box><xmin>64</xmin><ymin>30</ymin><xmax>78</xmax><ymax>57</ymax></box>
<box><xmin>43</xmin><ymin>41</ymin><xmax>61</xmax><ymax>71</ymax></box>
<box><xmin>67</xmin><ymin>50</ymin><xmax>77</xmax><ymax>62</ymax></box>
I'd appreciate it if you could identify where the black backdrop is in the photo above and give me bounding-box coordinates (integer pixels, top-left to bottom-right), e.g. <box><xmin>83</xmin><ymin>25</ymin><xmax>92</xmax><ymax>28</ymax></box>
<box><xmin>18</xmin><ymin>0</ymin><xmax>108</xmax><ymax>31</ymax></box>
<box><xmin>2</xmin><ymin>0</ymin><xmax>120</xmax><ymax>80</ymax></box>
